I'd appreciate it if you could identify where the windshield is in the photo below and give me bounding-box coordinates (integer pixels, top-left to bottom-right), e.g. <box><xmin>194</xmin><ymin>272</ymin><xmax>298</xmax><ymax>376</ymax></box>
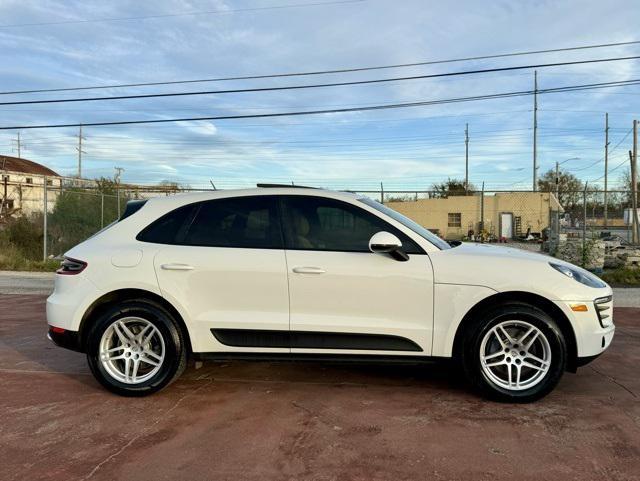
<box><xmin>359</xmin><ymin>197</ymin><xmax>451</xmax><ymax>250</ymax></box>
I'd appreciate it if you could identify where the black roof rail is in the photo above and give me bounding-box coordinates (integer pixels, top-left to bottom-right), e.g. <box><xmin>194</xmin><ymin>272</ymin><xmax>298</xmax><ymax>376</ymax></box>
<box><xmin>256</xmin><ymin>183</ymin><xmax>318</xmax><ymax>189</ymax></box>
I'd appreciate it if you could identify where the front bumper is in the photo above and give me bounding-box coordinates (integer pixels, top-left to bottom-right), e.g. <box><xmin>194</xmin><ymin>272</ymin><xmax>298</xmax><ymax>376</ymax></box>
<box><xmin>47</xmin><ymin>326</ymin><xmax>82</xmax><ymax>352</ymax></box>
<box><xmin>556</xmin><ymin>297</ymin><xmax>615</xmax><ymax>358</ymax></box>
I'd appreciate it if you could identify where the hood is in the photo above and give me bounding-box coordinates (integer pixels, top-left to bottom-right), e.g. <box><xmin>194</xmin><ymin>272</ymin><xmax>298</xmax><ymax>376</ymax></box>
<box><xmin>428</xmin><ymin>242</ymin><xmax>610</xmax><ymax>301</ymax></box>
<box><xmin>447</xmin><ymin>242</ymin><xmax>551</xmax><ymax>262</ymax></box>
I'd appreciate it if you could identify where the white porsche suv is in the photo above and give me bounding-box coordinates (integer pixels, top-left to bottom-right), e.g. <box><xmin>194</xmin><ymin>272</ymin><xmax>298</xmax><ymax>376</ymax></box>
<box><xmin>46</xmin><ymin>186</ymin><xmax>614</xmax><ymax>402</ymax></box>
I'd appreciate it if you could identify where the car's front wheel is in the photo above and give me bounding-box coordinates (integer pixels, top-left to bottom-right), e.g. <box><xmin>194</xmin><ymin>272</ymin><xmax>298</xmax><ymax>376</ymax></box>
<box><xmin>461</xmin><ymin>303</ymin><xmax>567</xmax><ymax>402</ymax></box>
<box><xmin>86</xmin><ymin>299</ymin><xmax>187</xmax><ymax>396</ymax></box>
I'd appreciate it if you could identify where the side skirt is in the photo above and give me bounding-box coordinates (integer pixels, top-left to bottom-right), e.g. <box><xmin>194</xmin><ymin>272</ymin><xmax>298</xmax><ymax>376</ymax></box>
<box><xmin>211</xmin><ymin>328</ymin><xmax>423</xmax><ymax>352</ymax></box>
<box><xmin>194</xmin><ymin>351</ymin><xmax>447</xmax><ymax>365</ymax></box>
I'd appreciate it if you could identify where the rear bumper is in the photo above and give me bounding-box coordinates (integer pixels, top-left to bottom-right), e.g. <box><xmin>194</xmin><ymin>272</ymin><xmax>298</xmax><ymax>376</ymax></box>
<box><xmin>46</xmin><ymin>273</ymin><xmax>101</xmax><ymax>332</ymax></box>
<box><xmin>47</xmin><ymin>326</ymin><xmax>82</xmax><ymax>352</ymax></box>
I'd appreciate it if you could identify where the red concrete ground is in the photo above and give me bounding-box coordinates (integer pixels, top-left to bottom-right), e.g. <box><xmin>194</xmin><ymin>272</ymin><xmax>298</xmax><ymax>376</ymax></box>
<box><xmin>0</xmin><ymin>294</ymin><xmax>638</xmax><ymax>481</ymax></box>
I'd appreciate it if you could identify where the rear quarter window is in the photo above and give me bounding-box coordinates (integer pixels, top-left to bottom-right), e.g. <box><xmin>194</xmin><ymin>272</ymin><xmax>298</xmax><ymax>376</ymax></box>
<box><xmin>136</xmin><ymin>204</ymin><xmax>197</xmax><ymax>244</ymax></box>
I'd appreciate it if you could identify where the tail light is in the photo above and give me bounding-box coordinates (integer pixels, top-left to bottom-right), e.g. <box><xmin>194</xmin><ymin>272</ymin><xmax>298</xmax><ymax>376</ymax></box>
<box><xmin>57</xmin><ymin>257</ymin><xmax>87</xmax><ymax>275</ymax></box>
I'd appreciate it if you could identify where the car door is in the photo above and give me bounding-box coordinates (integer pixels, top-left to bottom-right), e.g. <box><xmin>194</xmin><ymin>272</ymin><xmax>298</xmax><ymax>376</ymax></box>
<box><xmin>281</xmin><ymin>195</ymin><xmax>434</xmax><ymax>355</ymax></box>
<box><xmin>149</xmin><ymin>195</ymin><xmax>290</xmax><ymax>353</ymax></box>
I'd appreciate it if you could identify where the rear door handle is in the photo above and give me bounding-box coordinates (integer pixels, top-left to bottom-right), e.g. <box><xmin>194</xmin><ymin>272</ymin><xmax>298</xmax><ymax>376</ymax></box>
<box><xmin>161</xmin><ymin>263</ymin><xmax>195</xmax><ymax>271</ymax></box>
<box><xmin>292</xmin><ymin>266</ymin><xmax>326</xmax><ymax>274</ymax></box>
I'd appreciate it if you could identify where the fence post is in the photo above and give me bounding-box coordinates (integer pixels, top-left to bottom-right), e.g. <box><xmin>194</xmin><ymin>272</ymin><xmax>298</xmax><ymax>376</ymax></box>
<box><xmin>43</xmin><ymin>176</ymin><xmax>48</xmax><ymax>261</ymax></box>
<box><xmin>479</xmin><ymin>182</ymin><xmax>485</xmax><ymax>240</ymax></box>
<box><xmin>380</xmin><ymin>182</ymin><xmax>384</xmax><ymax>204</ymax></box>
<box><xmin>582</xmin><ymin>182</ymin><xmax>588</xmax><ymax>267</ymax></box>
<box><xmin>101</xmin><ymin>193</ymin><xmax>104</xmax><ymax>228</ymax></box>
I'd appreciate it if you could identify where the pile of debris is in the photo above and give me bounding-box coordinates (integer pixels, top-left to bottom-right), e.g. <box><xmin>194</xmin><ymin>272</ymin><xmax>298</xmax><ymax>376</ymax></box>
<box><xmin>555</xmin><ymin>239</ymin><xmax>606</xmax><ymax>271</ymax></box>
<box><xmin>604</xmin><ymin>240</ymin><xmax>640</xmax><ymax>269</ymax></box>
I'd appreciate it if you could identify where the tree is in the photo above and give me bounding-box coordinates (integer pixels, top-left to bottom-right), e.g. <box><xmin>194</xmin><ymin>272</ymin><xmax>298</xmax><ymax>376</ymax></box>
<box><xmin>538</xmin><ymin>168</ymin><xmax>583</xmax><ymax>207</ymax></box>
<box><xmin>429</xmin><ymin>178</ymin><xmax>476</xmax><ymax>198</ymax></box>
<box><xmin>619</xmin><ymin>167</ymin><xmax>640</xmax><ymax>191</ymax></box>
<box><xmin>95</xmin><ymin>176</ymin><xmax>118</xmax><ymax>195</ymax></box>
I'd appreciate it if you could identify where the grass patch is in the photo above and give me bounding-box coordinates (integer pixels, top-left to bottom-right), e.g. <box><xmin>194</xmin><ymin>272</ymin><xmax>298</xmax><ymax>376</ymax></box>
<box><xmin>0</xmin><ymin>244</ymin><xmax>59</xmax><ymax>272</ymax></box>
<box><xmin>600</xmin><ymin>267</ymin><xmax>640</xmax><ymax>287</ymax></box>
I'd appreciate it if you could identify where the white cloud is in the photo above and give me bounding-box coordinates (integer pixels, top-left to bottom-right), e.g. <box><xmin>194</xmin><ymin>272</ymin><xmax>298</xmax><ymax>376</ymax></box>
<box><xmin>0</xmin><ymin>0</ymin><xmax>639</xmax><ymax>189</ymax></box>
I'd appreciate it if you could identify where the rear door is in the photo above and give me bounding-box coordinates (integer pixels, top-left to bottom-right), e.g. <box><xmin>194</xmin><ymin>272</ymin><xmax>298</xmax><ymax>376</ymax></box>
<box><xmin>281</xmin><ymin>195</ymin><xmax>434</xmax><ymax>355</ymax></box>
<box><xmin>148</xmin><ymin>195</ymin><xmax>290</xmax><ymax>353</ymax></box>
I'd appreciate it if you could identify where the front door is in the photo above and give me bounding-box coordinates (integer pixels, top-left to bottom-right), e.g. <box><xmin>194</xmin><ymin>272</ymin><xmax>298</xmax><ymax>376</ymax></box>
<box><xmin>152</xmin><ymin>195</ymin><xmax>290</xmax><ymax>353</ymax></box>
<box><xmin>281</xmin><ymin>195</ymin><xmax>434</xmax><ymax>355</ymax></box>
<box><xmin>500</xmin><ymin>212</ymin><xmax>514</xmax><ymax>239</ymax></box>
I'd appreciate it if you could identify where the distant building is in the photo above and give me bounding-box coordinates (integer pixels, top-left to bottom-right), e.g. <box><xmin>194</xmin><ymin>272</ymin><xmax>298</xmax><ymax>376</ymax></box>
<box><xmin>0</xmin><ymin>155</ymin><xmax>62</xmax><ymax>217</ymax></box>
<box><xmin>387</xmin><ymin>192</ymin><xmax>563</xmax><ymax>240</ymax></box>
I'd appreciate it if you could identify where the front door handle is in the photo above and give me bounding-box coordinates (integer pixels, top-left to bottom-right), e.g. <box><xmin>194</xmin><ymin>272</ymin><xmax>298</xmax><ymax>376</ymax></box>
<box><xmin>161</xmin><ymin>263</ymin><xmax>195</xmax><ymax>271</ymax></box>
<box><xmin>292</xmin><ymin>266</ymin><xmax>326</xmax><ymax>274</ymax></box>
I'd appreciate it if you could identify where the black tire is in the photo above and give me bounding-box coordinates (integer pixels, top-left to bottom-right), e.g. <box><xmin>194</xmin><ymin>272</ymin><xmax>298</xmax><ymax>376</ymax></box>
<box><xmin>461</xmin><ymin>302</ymin><xmax>567</xmax><ymax>403</ymax></box>
<box><xmin>86</xmin><ymin>299</ymin><xmax>187</xmax><ymax>396</ymax></box>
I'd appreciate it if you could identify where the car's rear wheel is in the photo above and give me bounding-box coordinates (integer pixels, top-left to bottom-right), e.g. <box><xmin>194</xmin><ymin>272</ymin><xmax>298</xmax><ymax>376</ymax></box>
<box><xmin>86</xmin><ymin>299</ymin><xmax>187</xmax><ymax>396</ymax></box>
<box><xmin>461</xmin><ymin>303</ymin><xmax>566</xmax><ymax>402</ymax></box>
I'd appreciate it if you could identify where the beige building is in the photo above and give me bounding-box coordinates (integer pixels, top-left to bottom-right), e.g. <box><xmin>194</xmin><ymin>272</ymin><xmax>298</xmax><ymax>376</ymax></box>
<box><xmin>1</xmin><ymin>155</ymin><xmax>62</xmax><ymax>218</ymax></box>
<box><xmin>387</xmin><ymin>192</ymin><xmax>563</xmax><ymax>240</ymax></box>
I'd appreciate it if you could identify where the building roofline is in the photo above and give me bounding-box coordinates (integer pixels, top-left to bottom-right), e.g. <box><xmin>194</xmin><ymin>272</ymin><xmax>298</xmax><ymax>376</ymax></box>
<box><xmin>0</xmin><ymin>155</ymin><xmax>60</xmax><ymax>177</ymax></box>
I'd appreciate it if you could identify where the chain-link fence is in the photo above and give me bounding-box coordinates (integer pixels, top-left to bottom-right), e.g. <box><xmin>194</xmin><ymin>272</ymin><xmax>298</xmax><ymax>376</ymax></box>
<box><xmin>374</xmin><ymin>188</ymin><xmax>639</xmax><ymax>269</ymax></box>
<box><xmin>44</xmin><ymin>188</ymin><xmax>126</xmax><ymax>258</ymax></box>
<box><xmin>0</xmin><ymin>177</ymin><xmax>638</xmax><ymax>271</ymax></box>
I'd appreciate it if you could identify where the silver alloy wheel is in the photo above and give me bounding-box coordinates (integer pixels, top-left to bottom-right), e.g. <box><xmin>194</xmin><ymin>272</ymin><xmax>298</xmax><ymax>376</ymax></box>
<box><xmin>479</xmin><ymin>320</ymin><xmax>551</xmax><ymax>391</ymax></box>
<box><xmin>99</xmin><ymin>317</ymin><xmax>165</xmax><ymax>384</ymax></box>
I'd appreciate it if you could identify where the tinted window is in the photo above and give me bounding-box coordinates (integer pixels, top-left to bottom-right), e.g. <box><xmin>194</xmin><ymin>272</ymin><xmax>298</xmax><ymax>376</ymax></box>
<box><xmin>183</xmin><ymin>196</ymin><xmax>281</xmax><ymax>248</ymax></box>
<box><xmin>137</xmin><ymin>204</ymin><xmax>196</xmax><ymax>244</ymax></box>
<box><xmin>282</xmin><ymin>196</ymin><xmax>422</xmax><ymax>253</ymax></box>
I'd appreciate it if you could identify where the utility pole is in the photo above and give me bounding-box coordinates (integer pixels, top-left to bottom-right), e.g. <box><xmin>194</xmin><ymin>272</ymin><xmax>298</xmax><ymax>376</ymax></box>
<box><xmin>12</xmin><ymin>132</ymin><xmax>22</xmax><ymax>158</ymax></box>
<box><xmin>555</xmin><ymin>161</ymin><xmax>560</xmax><ymax>199</ymax></box>
<box><xmin>465</xmin><ymin>123</ymin><xmax>469</xmax><ymax>194</ymax></box>
<box><xmin>555</xmin><ymin>160</ymin><xmax>560</xmax><ymax>244</ymax></box>
<box><xmin>1</xmin><ymin>175</ymin><xmax>7</xmax><ymax>216</ymax></box>
<box><xmin>480</xmin><ymin>181</ymin><xmax>485</xmax><ymax>238</ymax></box>
<box><xmin>43</xmin><ymin>175</ymin><xmax>48</xmax><ymax>260</ymax></box>
<box><xmin>582</xmin><ymin>181</ymin><xmax>588</xmax><ymax>265</ymax></box>
<box><xmin>76</xmin><ymin>126</ymin><xmax>86</xmax><ymax>178</ymax></box>
<box><xmin>114</xmin><ymin>166</ymin><xmax>124</xmax><ymax>215</ymax></box>
<box><xmin>632</xmin><ymin>120</ymin><xmax>639</xmax><ymax>244</ymax></box>
<box><xmin>532</xmin><ymin>70</ymin><xmax>538</xmax><ymax>192</ymax></box>
<box><xmin>604</xmin><ymin>113</ymin><xmax>609</xmax><ymax>227</ymax></box>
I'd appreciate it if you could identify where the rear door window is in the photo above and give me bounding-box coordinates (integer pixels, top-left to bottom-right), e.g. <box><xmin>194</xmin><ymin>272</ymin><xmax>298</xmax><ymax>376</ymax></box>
<box><xmin>183</xmin><ymin>196</ymin><xmax>282</xmax><ymax>249</ymax></box>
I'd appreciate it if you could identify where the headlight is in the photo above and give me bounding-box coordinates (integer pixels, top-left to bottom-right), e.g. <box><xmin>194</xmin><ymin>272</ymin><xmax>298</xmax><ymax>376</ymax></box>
<box><xmin>549</xmin><ymin>262</ymin><xmax>607</xmax><ymax>288</ymax></box>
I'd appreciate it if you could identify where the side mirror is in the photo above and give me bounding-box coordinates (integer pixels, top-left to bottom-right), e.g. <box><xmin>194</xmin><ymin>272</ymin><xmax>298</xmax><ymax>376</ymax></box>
<box><xmin>369</xmin><ymin>231</ymin><xmax>409</xmax><ymax>261</ymax></box>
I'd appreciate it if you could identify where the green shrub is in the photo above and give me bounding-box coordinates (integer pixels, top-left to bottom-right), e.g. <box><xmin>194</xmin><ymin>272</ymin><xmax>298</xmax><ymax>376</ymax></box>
<box><xmin>600</xmin><ymin>268</ymin><xmax>640</xmax><ymax>286</ymax></box>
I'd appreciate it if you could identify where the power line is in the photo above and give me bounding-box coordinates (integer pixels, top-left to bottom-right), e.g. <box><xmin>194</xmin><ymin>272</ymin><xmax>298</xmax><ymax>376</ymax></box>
<box><xmin>591</xmin><ymin>154</ymin><xmax>633</xmax><ymax>181</ymax></box>
<box><xmin>2</xmin><ymin>56</ymin><xmax>639</xmax><ymax>107</ymax></box>
<box><xmin>571</xmin><ymin>127</ymin><xmax>633</xmax><ymax>173</ymax></box>
<box><xmin>0</xmin><ymin>0</ymin><xmax>364</xmax><ymax>28</ymax></box>
<box><xmin>4</xmin><ymin>40</ymin><xmax>640</xmax><ymax>96</ymax></box>
<box><xmin>2</xmin><ymin>78</ymin><xmax>639</xmax><ymax>130</ymax></box>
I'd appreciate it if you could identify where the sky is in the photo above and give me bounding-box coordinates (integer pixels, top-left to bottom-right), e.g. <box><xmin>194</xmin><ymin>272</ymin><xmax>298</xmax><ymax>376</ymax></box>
<box><xmin>0</xmin><ymin>0</ymin><xmax>639</xmax><ymax>192</ymax></box>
